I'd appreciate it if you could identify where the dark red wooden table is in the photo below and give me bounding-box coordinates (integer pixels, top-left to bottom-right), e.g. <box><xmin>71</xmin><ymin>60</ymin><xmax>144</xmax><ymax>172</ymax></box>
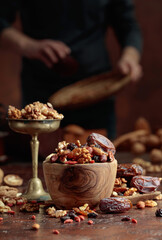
<box><xmin>0</xmin><ymin>153</ymin><xmax>162</xmax><ymax>240</ymax></box>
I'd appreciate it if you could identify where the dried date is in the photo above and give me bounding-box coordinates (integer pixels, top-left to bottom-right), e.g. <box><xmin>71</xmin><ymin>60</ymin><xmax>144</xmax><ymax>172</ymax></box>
<box><xmin>87</xmin><ymin>133</ymin><xmax>115</xmax><ymax>155</ymax></box>
<box><xmin>130</xmin><ymin>176</ymin><xmax>160</xmax><ymax>193</ymax></box>
<box><xmin>117</xmin><ymin>164</ymin><xmax>144</xmax><ymax>178</ymax></box>
<box><xmin>99</xmin><ymin>197</ymin><xmax>132</xmax><ymax>213</ymax></box>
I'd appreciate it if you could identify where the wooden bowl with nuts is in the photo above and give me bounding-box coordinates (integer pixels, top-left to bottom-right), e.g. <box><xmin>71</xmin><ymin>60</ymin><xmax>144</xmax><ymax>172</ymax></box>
<box><xmin>43</xmin><ymin>133</ymin><xmax>117</xmax><ymax>209</ymax></box>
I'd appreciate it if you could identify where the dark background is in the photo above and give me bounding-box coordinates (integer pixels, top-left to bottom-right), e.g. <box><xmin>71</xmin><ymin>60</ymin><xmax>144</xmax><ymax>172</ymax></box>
<box><xmin>0</xmin><ymin>0</ymin><xmax>162</xmax><ymax>136</ymax></box>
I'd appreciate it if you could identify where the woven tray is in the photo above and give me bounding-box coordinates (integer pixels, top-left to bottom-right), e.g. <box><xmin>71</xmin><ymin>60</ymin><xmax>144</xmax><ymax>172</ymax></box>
<box><xmin>49</xmin><ymin>71</ymin><xmax>131</xmax><ymax>109</ymax></box>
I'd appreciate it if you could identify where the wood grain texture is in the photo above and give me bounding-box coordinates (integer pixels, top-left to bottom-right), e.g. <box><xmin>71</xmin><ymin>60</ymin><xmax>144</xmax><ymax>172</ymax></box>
<box><xmin>43</xmin><ymin>160</ymin><xmax>117</xmax><ymax>209</ymax></box>
<box><xmin>123</xmin><ymin>191</ymin><xmax>161</xmax><ymax>205</ymax></box>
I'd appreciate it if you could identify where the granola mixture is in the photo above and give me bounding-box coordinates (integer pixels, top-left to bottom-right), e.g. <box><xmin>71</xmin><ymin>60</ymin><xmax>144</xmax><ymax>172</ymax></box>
<box><xmin>8</xmin><ymin>101</ymin><xmax>64</xmax><ymax>120</ymax></box>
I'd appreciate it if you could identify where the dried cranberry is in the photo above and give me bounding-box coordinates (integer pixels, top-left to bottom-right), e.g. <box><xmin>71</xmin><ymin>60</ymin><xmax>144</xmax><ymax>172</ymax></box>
<box><xmin>155</xmin><ymin>209</ymin><xmax>162</xmax><ymax>217</ymax></box>
<box><xmin>67</xmin><ymin>143</ymin><xmax>77</xmax><ymax>151</ymax></box>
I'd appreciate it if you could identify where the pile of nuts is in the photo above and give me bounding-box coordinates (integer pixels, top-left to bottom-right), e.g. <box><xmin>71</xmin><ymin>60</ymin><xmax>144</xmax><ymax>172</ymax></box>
<box><xmin>8</xmin><ymin>101</ymin><xmax>64</xmax><ymax>120</ymax></box>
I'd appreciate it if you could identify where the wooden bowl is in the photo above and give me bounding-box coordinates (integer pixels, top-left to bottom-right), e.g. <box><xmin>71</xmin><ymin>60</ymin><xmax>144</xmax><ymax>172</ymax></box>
<box><xmin>43</xmin><ymin>159</ymin><xmax>117</xmax><ymax>209</ymax></box>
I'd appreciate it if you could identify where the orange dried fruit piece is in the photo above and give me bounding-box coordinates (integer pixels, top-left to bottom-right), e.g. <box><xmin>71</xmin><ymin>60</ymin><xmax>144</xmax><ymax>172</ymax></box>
<box><xmin>4</xmin><ymin>174</ymin><xmax>23</xmax><ymax>187</ymax></box>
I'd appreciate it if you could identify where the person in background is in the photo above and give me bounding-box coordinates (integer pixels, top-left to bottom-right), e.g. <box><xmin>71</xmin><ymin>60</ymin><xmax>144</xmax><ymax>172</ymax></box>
<box><xmin>0</xmin><ymin>0</ymin><xmax>142</xmax><ymax>139</ymax></box>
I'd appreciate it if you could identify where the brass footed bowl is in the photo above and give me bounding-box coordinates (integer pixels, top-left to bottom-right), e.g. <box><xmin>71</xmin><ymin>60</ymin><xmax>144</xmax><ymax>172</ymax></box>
<box><xmin>43</xmin><ymin>159</ymin><xmax>117</xmax><ymax>209</ymax></box>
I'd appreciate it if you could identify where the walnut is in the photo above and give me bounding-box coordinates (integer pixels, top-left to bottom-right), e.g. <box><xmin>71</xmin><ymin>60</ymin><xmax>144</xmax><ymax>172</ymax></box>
<box><xmin>8</xmin><ymin>105</ymin><xmax>22</xmax><ymax>119</ymax></box>
<box><xmin>46</xmin><ymin>207</ymin><xmax>67</xmax><ymax>218</ymax></box>
<box><xmin>145</xmin><ymin>200</ymin><xmax>157</xmax><ymax>207</ymax></box>
<box><xmin>0</xmin><ymin>200</ymin><xmax>11</xmax><ymax>213</ymax></box>
<box><xmin>124</xmin><ymin>187</ymin><xmax>137</xmax><ymax>196</ymax></box>
<box><xmin>20</xmin><ymin>203</ymin><xmax>39</xmax><ymax>212</ymax></box>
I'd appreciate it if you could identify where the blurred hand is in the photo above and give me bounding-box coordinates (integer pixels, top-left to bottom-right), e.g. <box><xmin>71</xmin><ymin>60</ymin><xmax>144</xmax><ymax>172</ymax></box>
<box><xmin>21</xmin><ymin>39</ymin><xmax>71</xmax><ymax>68</ymax></box>
<box><xmin>117</xmin><ymin>47</ymin><xmax>143</xmax><ymax>82</ymax></box>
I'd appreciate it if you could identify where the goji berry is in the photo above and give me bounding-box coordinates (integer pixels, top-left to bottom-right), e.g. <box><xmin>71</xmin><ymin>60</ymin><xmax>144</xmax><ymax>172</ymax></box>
<box><xmin>132</xmin><ymin>218</ymin><xmax>137</xmax><ymax>224</ymax></box>
<box><xmin>74</xmin><ymin>216</ymin><xmax>80</xmax><ymax>222</ymax></box>
<box><xmin>31</xmin><ymin>215</ymin><xmax>36</xmax><ymax>220</ymax></box>
<box><xmin>64</xmin><ymin>219</ymin><xmax>73</xmax><ymax>224</ymax></box>
<box><xmin>88</xmin><ymin>220</ymin><xmax>93</xmax><ymax>225</ymax></box>
<box><xmin>90</xmin><ymin>160</ymin><xmax>95</xmax><ymax>164</ymax></box>
<box><xmin>0</xmin><ymin>217</ymin><xmax>3</xmax><ymax>221</ymax></box>
<box><xmin>78</xmin><ymin>215</ymin><xmax>85</xmax><ymax>221</ymax></box>
<box><xmin>52</xmin><ymin>229</ymin><xmax>60</xmax><ymax>234</ymax></box>
<box><xmin>7</xmin><ymin>203</ymin><xmax>13</xmax><ymax>207</ymax></box>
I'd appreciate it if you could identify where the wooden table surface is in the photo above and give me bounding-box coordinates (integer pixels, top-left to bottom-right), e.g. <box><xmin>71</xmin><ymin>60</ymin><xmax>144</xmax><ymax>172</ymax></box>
<box><xmin>0</xmin><ymin>153</ymin><xmax>162</xmax><ymax>240</ymax></box>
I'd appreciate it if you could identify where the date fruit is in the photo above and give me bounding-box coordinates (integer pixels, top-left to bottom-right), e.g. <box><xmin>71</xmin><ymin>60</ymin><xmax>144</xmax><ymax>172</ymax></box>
<box><xmin>99</xmin><ymin>197</ymin><xmax>132</xmax><ymax>213</ymax></box>
<box><xmin>117</xmin><ymin>164</ymin><xmax>143</xmax><ymax>178</ymax></box>
<box><xmin>130</xmin><ymin>176</ymin><xmax>160</xmax><ymax>193</ymax></box>
<box><xmin>87</xmin><ymin>133</ymin><xmax>115</xmax><ymax>155</ymax></box>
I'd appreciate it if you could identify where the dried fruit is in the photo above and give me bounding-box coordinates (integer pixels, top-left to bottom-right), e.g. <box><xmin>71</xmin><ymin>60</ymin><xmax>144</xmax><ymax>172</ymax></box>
<box><xmin>87</xmin><ymin>133</ymin><xmax>116</xmax><ymax>155</ymax></box>
<box><xmin>117</xmin><ymin>164</ymin><xmax>143</xmax><ymax>179</ymax></box>
<box><xmin>132</xmin><ymin>218</ymin><xmax>137</xmax><ymax>224</ymax></box>
<box><xmin>87</xmin><ymin>212</ymin><xmax>98</xmax><ymax>218</ymax></box>
<box><xmin>74</xmin><ymin>216</ymin><xmax>80</xmax><ymax>222</ymax></box>
<box><xmin>31</xmin><ymin>215</ymin><xmax>36</xmax><ymax>220</ymax></box>
<box><xmin>88</xmin><ymin>220</ymin><xmax>94</xmax><ymax>225</ymax></box>
<box><xmin>99</xmin><ymin>197</ymin><xmax>132</xmax><ymax>213</ymax></box>
<box><xmin>155</xmin><ymin>209</ymin><xmax>162</xmax><ymax>217</ymax></box>
<box><xmin>52</xmin><ymin>229</ymin><xmax>60</xmax><ymax>234</ymax></box>
<box><xmin>32</xmin><ymin>223</ymin><xmax>40</xmax><ymax>230</ymax></box>
<box><xmin>78</xmin><ymin>215</ymin><xmax>85</xmax><ymax>221</ymax></box>
<box><xmin>4</xmin><ymin>174</ymin><xmax>23</xmax><ymax>187</ymax></box>
<box><xmin>64</xmin><ymin>219</ymin><xmax>73</xmax><ymax>224</ymax></box>
<box><xmin>121</xmin><ymin>216</ymin><xmax>131</xmax><ymax>221</ymax></box>
<box><xmin>145</xmin><ymin>200</ymin><xmax>157</xmax><ymax>207</ymax></box>
<box><xmin>130</xmin><ymin>176</ymin><xmax>160</xmax><ymax>193</ymax></box>
<box><xmin>136</xmin><ymin>201</ymin><xmax>145</xmax><ymax>209</ymax></box>
<box><xmin>60</xmin><ymin>215</ymin><xmax>71</xmax><ymax>223</ymax></box>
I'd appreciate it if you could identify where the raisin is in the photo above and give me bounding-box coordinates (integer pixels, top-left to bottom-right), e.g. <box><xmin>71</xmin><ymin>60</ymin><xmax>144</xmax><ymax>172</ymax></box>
<box><xmin>87</xmin><ymin>212</ymin><xmax>98</xmax><ymax>218</ymax></box>
<box><xmin>121</xmin><ymin>216</ymin><xmax>131</xmax><ymax>221</ymax></box>
<box><xmin>130</xmin><ymin>176</ymin><xmax>160</xmax><ymax>193</ymax></box>
<box><xmin>99</xmin><ymin>197</ymin><xmax>132</xmax><ymax>213</ymax></box>
<box><xmin>67</xmin><ymin>143</ymin><xmax>77</xmax><ymax>151</ymax></box>
<box><xmin>155</xmin><ymin>209</ymin><xmax>162</xmax><ymax>217</ymax></box>
<box><xmin>67</xmin><ymin>210</ymin><xmax>77</xmax><ymax>220</ymax></box>
<box><xmin>93</xmin><ymin>155</ymin><xmax>100</xmax><ymax>162</ymax></box>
